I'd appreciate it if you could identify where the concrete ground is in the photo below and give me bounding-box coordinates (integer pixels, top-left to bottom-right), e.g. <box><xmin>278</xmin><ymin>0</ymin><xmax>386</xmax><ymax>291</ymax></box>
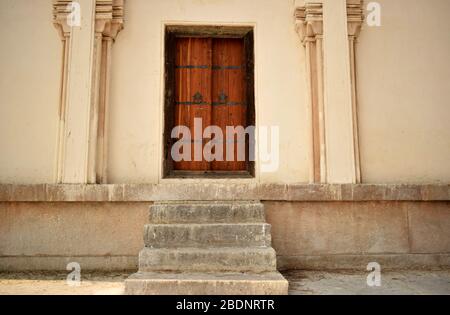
<box><xmin>0</xmin><ymin>270</ymin><xmax>449</xmax><ymax>295</ymax></box>
<box><xmin>284</xmin><ymin>270</ymin><xmax>450</xmax><ymax>295</ymax></box>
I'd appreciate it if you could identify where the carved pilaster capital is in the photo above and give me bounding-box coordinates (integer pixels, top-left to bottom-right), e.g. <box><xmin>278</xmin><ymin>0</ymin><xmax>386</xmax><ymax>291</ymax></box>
<box><xmin>97</xmin><ymin>0</ymin><xmax>124</xmax><ymax>40</ymax></box>
<box><xmin>52</xmin><ymin>0</ymin><xmax>73</xmax><ymax>39</ymax></box>
<box><xmin>295</xmin><ymin>3</ymin><xmax>323</xmax><ymax>46</ymax></box>
<box><xmin>347</xmin><ymin>0</ymin><xmax>364</xmax><ymax>38</ymax></box>
<box><xmin>53</xmin><ymin>0</ymin><xmax>124</xmax><ymax>40</ymax></box>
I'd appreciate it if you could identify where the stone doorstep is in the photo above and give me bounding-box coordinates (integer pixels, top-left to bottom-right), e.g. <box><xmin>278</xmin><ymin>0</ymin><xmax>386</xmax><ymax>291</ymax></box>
<box><xmin>144</xmin><ymin>223</ymin><xmax>272</xmax><ymax>248</ymax></box>
<box><xmin>124</xmin><ymin>272</ymin><xmax>289</xmax><ymax>295</ymax></box>
<box><xmin>126</xmin><ymin>201</ymin><xmax>288</xmax><ymax>295</ymax></box>
<box><xmin>150</xmin><ymin>202</ymin><xmax>265</xmax><ymax>224</ymax></box>
<box><xmin>138</xmin><ymin>247</ymin><xmax>277</xmax><ymax>273</ymax></box>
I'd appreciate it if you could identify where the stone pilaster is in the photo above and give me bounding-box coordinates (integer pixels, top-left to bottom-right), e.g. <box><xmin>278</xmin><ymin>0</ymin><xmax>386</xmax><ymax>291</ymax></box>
<box><xmin>295</xmin><ymin>2</ymin><xmax>327</xmax><ymax>183</ymax></box>
<box><xmin>295</xmin><ymin>0</ymin><xmax>363</xmax><ymax>183</ymax></box>
<box><xmin>347</xmin><ymin>0</ymin><xmax>364</xmax><ymax>183</ymax></box>
<box><xmin>53</xmin><ymin>0</ymin><xmax>123</xmax><ymax>183</ymax></box>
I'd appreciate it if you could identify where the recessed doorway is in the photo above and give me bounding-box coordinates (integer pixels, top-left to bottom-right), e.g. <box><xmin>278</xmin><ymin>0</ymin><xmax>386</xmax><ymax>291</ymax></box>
<box><xmin>163</xmin><ymin>26</ymin><xmax>255</xmax><ymax>178</ymax></box>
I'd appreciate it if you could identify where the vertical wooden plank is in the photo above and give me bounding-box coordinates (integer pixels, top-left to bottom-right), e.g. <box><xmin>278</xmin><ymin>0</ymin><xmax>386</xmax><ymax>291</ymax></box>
<box><xmin>174</xmin><ymin>37</ymin><xmax>212</xmax><ymax>171</ymax></box>
<box><xmin>211</xmin><ymin>38</ymin><xmax>246</xmax><ymax>171</ymax></box>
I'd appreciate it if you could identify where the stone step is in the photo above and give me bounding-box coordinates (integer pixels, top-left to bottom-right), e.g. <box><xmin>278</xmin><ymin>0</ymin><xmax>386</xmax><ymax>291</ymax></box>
<box><xmin>126</xmin><ymin>200</ymin><xmax>288</xmax><ymax>295</ymax></box>
<box><xmin>125</xmin><ymin>272</ymin><xmax>288</xmax><ymax>295</ymax></box>
<box><xmin>138</xmin><ymin>247</ymin><xmax>277</xmax><ymax>273</ymax></box>
<box><xmin>144</xmin><ymin>223</ymin><xmax>271</xmax><ymax>248</ymax></box>
<box><xmin>149</xmin><ymin>201</ymin><xmax>265</xmax><ymax>224</ymax></box>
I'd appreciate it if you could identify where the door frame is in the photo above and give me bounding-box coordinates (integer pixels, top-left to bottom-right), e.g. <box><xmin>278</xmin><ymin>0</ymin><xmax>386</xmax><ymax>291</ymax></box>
<box><xmin>162</xmin><ymin>25</ymin><xmax>256</xmax><ymax>179</ymax></box>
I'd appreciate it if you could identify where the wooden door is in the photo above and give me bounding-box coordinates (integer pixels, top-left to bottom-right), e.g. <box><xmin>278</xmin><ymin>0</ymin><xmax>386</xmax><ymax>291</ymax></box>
<box><xmin>174</xmin><ymin>37</ymin><xmax>247</xmax><ymax>172</ymax></box>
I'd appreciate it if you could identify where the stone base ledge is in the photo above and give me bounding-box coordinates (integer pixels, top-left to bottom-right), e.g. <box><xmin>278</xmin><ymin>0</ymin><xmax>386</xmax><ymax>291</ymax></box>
<box><xmin>2</xmin><ymin>254</ymin><xmax>449</xmax><ymax>272</ymax></box>
<box><xmin>278</xmin><ymin>254</ymin><xmax>450</xmax><ymax>271</ymax></box>
<box><xmin>0</xmin><ymin>256</ymin><xmax>138</xmax><ymax>271</ymax></box>
<box><xmin>0</xmin><ymin>183</ymin><xmax>448</xmax><ymax>202</ymax></box>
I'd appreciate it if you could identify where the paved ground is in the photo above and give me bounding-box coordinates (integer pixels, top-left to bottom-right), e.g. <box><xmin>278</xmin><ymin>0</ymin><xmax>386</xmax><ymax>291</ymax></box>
<box><xmin>284</xmin><ymin>270</ymin><xmax>450</xmax><ymax>295</ymax></box>
<box><xmin>0</xmin><ymin>270</ymin><xmax>449</xmax><ymax>295</ymax></box>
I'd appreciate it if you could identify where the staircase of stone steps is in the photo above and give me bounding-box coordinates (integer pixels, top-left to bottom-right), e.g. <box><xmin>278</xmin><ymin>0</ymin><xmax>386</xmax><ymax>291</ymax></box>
<box><xmin>125</xmin><ymin>201</ymin><xmax>288</xmax><ymax>295</ymax></box>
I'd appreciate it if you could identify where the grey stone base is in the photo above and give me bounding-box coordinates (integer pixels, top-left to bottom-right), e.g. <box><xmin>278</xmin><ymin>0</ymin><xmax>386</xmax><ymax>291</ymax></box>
<box><xmin>0</xmin><ymin>256</ymin><xmax>138</xmax><ymax>271</ymax></box>
<box><xmin>124</xmin><ymin>271</ymin><xmax>288</xmax><ymax>295</ymax></box>
<box><xmin>278</xmin><ymin>254</ymin><xmax>450</xmax><ymax>271</ymax></box>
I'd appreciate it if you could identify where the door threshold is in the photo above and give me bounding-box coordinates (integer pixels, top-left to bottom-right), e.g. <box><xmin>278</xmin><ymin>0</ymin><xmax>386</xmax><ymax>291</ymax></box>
<box><xmin>166</xmin><ymin>170</ymin><xmax>254</xmax><ymax>179</ymax></box>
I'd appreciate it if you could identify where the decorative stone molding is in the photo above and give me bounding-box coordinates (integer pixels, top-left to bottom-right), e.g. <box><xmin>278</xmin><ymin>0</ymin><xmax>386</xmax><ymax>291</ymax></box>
<box><xmin>295</xmin><ymin>0</ymin><xmax>363</xmax><ymax>183</ymax></box>
<box><xmin>294</xmin><ymin>3</ymin><xmax>323</xmax><ymax>45</ymax></box>
<box><xmin>53</xmin><ymin>0</ymin><xmax>124</xmax><ymax>41</ymax></box>
<box><xmin>295</xmin><ymin>3</ymin><xmax>326</xmax><ymax>183</ymax></box>
<box><xmin>346</xmin><ymin>0</ymin><xmax>364</xmax><ymax>39</ymax></box>
<box><xmin>53</xmin><ymin>0</ymin><xmax>124</xmax><ymax>184</ymax></box>
<box><xmin>0</xmin><ymin>183</ymin><xmax>448</xmax><ymax>202</ymax></box>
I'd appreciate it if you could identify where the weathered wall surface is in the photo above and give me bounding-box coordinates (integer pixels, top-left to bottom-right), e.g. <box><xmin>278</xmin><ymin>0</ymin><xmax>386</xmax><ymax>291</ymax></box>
<box><xmin>357</xmin><ymin>0</ymin><xmax>450</xmax><ymax>183</ymax></box>
<box><xmin>266</xmin><ymin>201</ymin><xmax>450</xmax><ymax>270</ymax></box>
<box><xmin>0</xmin><ymin>199</ymin><xmax>448</xmax><ymax>271</ymax></box>
<box><xmin>0</xmin><ymin>202</ymin><xmax>150</xmax><ymax>271</ymax></box>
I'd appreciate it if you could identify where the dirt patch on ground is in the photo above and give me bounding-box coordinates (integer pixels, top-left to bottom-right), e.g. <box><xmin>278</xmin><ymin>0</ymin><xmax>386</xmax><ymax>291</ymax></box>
<box><xmin>0</xmin><ymin>271</ymin><xmax>129</xmax><ymax>295</ymax></box>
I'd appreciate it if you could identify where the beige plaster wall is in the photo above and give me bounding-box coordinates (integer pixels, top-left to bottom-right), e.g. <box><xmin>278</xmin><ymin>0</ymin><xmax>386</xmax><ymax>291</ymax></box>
<box><xmin>0</xmin><ymin>0</ymin><xmax>61</xmax><ymax>184</ymax></box>
<box><xmin>108</xmin><ymin>0</ymin><xmax>310</xmax><ymax>184</ymax></box>
<box><xmin>357</xmin><ymin>0</ymin><xmax>450</xmax><ymax>183</ymax></box>
<box><xmin>0</xmin><ymin>0</ymin><xmax>449</xmax><ymax>185</ymax></box>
